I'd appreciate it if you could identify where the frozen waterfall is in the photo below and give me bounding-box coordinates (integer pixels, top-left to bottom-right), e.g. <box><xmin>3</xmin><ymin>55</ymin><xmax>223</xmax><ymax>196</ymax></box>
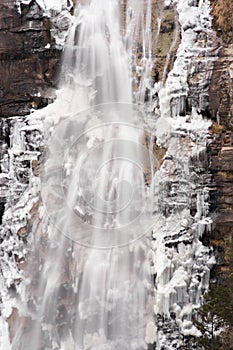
<box><xmin>0</xmin><ymin>0</ymin><xmax>217</xmax><ymax>349</ymax></box>
<box><xmin>11</xmin><ymin>1</ymin><xmax>156</xmax><ymax>349</ymax></box>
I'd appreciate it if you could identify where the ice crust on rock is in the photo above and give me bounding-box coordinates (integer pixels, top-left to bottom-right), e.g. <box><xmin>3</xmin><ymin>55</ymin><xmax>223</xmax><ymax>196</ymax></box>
<box><xmin>16</xmin><ymin>0</ymin><xmax>73</xmax><ymax>46</ymax></box>
<box><xmin>17</xmin><ymin>0</ymin><xmax>73</xmax><ymax>12</ymax></box>
<box><xmin>156</xmin><ymin>0</ymin><xmax>219</xmax><ymax>146</ymax></box>
<box><xmin>150</xmin><ymin>0</ymin><xmax>218</xmax><ymax>348</ymax></box>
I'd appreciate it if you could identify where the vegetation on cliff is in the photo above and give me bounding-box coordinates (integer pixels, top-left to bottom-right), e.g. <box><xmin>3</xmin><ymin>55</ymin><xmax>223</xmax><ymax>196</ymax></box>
<box><xmin>194</xmin><ymin>241</ymin><xmax>233</xmax><ymax>349</ymax></box>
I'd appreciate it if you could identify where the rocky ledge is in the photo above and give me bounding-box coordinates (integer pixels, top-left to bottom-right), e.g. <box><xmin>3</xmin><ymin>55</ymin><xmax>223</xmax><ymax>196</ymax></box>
<box><xmin>0</xmin><ymin>0</ymin><xmax>72</xmax><ymax>118</ymax></box>
<box><xmin>207</xmin><ymin>0</ymin><xmax>233</xmax><ymax>279</ymax></box>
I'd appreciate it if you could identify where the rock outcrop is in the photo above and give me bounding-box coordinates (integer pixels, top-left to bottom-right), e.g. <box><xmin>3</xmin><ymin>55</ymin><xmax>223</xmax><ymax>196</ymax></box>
<box><xmin>0</xmin><ymin>0</ymin><xmax>73</xmax><ymax>253</ymax></box>
<box><xmin>0</xmin><ymin>0</ymin><xmax>72</xmax><ymax>118</ymax></box>
<box><xmin>207</xmin><ymin>0</ymin><xmax>233</xmax><ymax>278</ymax></box>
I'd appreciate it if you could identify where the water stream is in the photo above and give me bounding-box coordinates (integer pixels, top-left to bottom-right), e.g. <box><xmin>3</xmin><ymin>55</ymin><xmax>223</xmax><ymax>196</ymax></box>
<box><xmin>11</xmin><ymin>1</ymin><xmax>156</xmax><ymax>349</ymax></box>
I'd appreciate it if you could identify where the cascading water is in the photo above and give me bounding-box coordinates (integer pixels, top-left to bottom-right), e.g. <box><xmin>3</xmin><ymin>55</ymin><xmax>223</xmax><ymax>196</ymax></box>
<box><xmin>0</xmin><ymin>0</ymin><xmax>218</xmax><ymax>349</ymax></box>
<box><xmin>10</xmin><ymin>1</ymin><xmax>156</xmax><ymax>349</ymax></box>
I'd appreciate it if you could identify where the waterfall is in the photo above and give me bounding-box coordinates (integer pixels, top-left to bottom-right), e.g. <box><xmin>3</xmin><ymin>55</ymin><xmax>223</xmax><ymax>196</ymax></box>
<box><xmin>10</xmin><ymin>1</ymin><xmax>156</xmax><ymax>349</ymax></box>
<box><xmin>0</xmin><ymin>0</ymin><xmax>218</xmax><ymax>349</ymax></box>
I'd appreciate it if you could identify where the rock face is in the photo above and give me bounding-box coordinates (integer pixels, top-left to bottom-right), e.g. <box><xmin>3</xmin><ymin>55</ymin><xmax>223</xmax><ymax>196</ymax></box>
<box><xmin>151</xmin><ymin>0</ymin><xmax>181</xmax><ymax>84</ymax></box>
<box><xmin>0</xmin><ymin>0</ymin><xmax>73</xmax><ymax>248</ymax></box>
<box><xmin>0</xmin><ymin>0</ymin><xmax>66</xmax><ymax>118</ymax></box>
<box><xmin>210</xmin><ymin>0</ymin><xmax>233</xmax><ymax>45</ymax></box>
<box><xmin>207</xmin><ymin>0</ymin><xmax>233</xmax><ymax>278</ymax></box>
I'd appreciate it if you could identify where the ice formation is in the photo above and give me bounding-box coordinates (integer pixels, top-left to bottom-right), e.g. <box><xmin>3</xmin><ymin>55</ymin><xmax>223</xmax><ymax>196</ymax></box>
<box><xmin>0</xmin><ymin>0</ymin><xmax>219</xmax><ymax>349</ymax></box>
<box><xmin>16</xmin><ymin>0</ymin><xmax>73</xmax><ymax>46</ymax></box>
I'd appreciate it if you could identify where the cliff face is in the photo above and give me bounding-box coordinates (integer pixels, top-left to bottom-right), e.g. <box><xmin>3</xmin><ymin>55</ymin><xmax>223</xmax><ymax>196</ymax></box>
<box><xmin>0</xmin><ymin>2</ymin><xmax>73</xmax><ymax>347</ymax></box>
<box><xmin>0</xmin><ymin>0</ymin><xmax>73</xmax><ymax>118</ymax></box>
<box><xmin>0</xmin><ymin>0</ymin><xmax>232</xmax><ymax>348</ymax></box>
<box><xmin>0</xmin><ymin>0</ymin><xmax>72</xmax><ymax>239</ymax></box>
<box><xmin>207</xmin><ymin>0</ymin><xmax>233</xmax><ymax>277</ymax></box>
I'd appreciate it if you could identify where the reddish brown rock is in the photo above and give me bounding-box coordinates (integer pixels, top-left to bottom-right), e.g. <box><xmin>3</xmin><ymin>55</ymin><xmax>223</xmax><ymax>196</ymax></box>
<box><xmin>209</xmin><ymin>45</ymin><xmax>233</xmax><ymax>130</ymax></box>
<box><xmin>206</xmin><ymin>0</ymin><xmax>233</xmax><ymax>280</ymax></box>
<box><xmin>210</xmin><ymin>0</ymin><xmax>233</xmax><ymax>45</ymax></box>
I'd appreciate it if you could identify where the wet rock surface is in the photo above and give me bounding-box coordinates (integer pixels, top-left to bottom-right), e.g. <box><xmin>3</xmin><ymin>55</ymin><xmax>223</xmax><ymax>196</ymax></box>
<box><xmin>151</xmin><ymin>0</ymin><xmax>181</xmax><ymax>84</ymax></box>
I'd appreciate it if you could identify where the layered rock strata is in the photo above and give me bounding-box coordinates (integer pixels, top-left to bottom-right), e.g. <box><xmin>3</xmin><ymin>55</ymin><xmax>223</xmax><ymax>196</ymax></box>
<box><xmin>0</xmin><ymin>1</ymin><xmax>59</xmax><ymax>118</ymax></box>
<box><xmin>207</xmin><ymin>0</ymin><xmax>233</xmax><ymax>279</ymax></box>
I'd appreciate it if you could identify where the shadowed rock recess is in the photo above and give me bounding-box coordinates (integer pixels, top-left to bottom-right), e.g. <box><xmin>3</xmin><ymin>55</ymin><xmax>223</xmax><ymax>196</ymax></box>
<box><xmin>0</xmin><ymin>0</ymin><xmax>233</xmax><ymax>349</ymax></box>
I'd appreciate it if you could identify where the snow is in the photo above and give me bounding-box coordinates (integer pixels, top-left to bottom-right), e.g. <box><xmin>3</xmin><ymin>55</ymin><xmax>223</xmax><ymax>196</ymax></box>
<box><xmin>156</xmin><ymin>0</ymin><xmax>217</xmax><ymax>145</ymax></box>
<box><xmin>16</xmin><ymin>0</ymin><xmax>73</xmax><ymax>47</ymax></box>
<box><xmin>0</xmin><ymin>318</ymin><xmax>11</xmax><ymax>350</ymax></box>
<box><xmin>152</xmin><ymin>0</ymin><xmax>217</xmax><ymax>343</ymax></box>
<box><xmin>164</xmin><ymin>0</ymin><xmax>172</xmax><ymax>6</ymax></box>
<box><xmin>18</xmin><ymin>0</ymin><xmax>73</xmax><ymax>13</ymax></box>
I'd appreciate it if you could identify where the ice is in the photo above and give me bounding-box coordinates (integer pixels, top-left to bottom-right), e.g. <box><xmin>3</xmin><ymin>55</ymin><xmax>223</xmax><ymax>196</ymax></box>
<box><xmin>0</xmin><ymin>318</ymin><xmax>11</xmax><ymax>350</ymax></box>
<box><xmin>7</xmin><ymin>1</ymin><xmax>156</xmax><ymax>350</ymax></box>
<box><xmin>2</xmin><ymin>0</ymin><xmax>217</xmax><ymax>349</ymax></box>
